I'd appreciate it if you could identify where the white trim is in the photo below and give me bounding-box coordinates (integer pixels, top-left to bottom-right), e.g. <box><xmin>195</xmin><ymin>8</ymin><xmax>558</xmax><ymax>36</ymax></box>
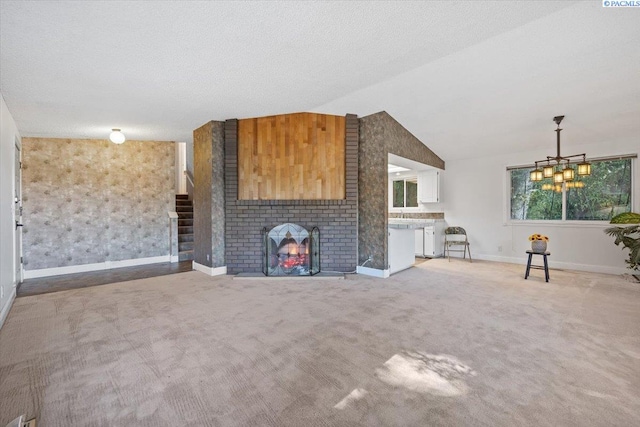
<box><xmin>475</xmin><ymin>253</ymin><xmax>629</xmax><ymax>276</ymax></box>
<box><xmin>23</xmin><ymin>255</ymin><xmax>170</xmax><ymax>279</ymax></box>
<box><xmin>193</xmin><ymin>262</ymin><xmax>227</xmax><ymax>276</ymax></box>
<box><xmin>507</xmin><ymin>220</ymin><xmax>615</xmax><ymax>228</ymax></box>
<box><xmin>0</xmin><ymin>287</ymin><xmax>16</xmax><ymax>331</ymax></box>
<box><xmin>356</xmin><ymin>266</ymin><xmax>390</xmax><ymax>278</ymax></box>
<box><xmin>170</xmin><ymin>255</ymin><xmax>179</xmax><ymax>263</ymax></box>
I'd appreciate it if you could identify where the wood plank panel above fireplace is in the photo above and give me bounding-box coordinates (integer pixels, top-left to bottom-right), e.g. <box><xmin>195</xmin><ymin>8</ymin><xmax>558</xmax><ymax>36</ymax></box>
<box><xmin>237</xmin><ymin>112</ymin><xmax>346</xmax><ymax>200</ymax></box>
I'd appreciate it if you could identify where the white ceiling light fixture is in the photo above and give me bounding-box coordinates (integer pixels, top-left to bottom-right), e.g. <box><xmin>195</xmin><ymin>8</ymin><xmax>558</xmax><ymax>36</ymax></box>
<box><xmin>388</xmin><ymin>163</ymin><xmax>410</xmax><ymax>174</ymax></box>
<box><xmin>109</xmin><ymin>128</ymin><xmax>126</xmax><ymax>144</ymax></box>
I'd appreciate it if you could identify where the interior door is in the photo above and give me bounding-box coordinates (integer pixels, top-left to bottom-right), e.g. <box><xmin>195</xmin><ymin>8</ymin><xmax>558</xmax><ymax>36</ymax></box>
<box><xmin>14</xmin><ymin>141</ymin><xmax>23</xmax><ymax>284</ymax></box>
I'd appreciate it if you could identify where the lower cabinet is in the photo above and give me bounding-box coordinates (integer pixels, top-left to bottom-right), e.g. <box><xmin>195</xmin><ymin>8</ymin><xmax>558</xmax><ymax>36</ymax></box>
<box><xmin>389</xmin><ymin>227</ymin><xmax>417</xmax><ymax>274</ymax></box>
<box><xmin>415</xmin><ymin>224</ymin><xmax>445</xmax><ymax>258</ymax></box>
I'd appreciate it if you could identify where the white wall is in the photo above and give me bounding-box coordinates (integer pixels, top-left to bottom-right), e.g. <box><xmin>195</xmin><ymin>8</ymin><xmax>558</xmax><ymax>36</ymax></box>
<box><xmin>442</xmin><ymin>138</ymin><xmax>639</xmax><ymax>275</ymax></box>
<box><xmin>0</xmin><ymin>94</ymin><xmax>20</xmax><ymax>329</ymax></box>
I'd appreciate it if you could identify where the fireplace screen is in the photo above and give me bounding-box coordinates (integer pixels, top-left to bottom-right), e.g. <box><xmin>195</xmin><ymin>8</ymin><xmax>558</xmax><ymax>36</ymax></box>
<box><xmin>262</xmin><ymin>223</ymin><xmax>320</xmax><ymax>276</ymax></box>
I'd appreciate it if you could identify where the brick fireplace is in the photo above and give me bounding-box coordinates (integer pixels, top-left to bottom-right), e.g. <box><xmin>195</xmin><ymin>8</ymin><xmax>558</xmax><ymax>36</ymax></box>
<box><xmin>223</xmin><ymin>114</ymin><xmax>359</xmax><ymax>275</ymax></box>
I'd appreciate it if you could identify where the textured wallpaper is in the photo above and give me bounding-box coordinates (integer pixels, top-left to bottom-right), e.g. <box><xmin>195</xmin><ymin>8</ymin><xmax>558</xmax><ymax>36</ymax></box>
<box><xmin>22</xmin><ymin>138</ymin><xmax>175</xmax><ymax>270</ymax></box>
<box><xmin>358</xmin><ymin>111</ymin><xmax>445</xmax><ymax>270</ymax></box>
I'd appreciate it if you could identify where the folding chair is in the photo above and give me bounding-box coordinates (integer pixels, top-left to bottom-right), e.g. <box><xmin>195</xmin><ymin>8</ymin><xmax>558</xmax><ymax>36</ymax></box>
<box><xmin>444</xmin><ymin>226</ymin><xmax>472</xmax><ymax>262</ymax></box>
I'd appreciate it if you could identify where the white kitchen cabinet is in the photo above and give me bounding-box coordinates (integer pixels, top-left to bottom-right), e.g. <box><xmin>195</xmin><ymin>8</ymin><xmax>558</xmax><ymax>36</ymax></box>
<box><xmin>415</xmin><ymin>222</ymin><xmax>445</xmax><ymax>257</ymax></box>
<box><xmin>418</xmin><ymin>170</ymin><xmax>440</xmax><ymax>203</ymax></box>
<box><xmin>389</xmin><ymin>227</ymin><xmax>417</xmax><ymax>274</ymax></box>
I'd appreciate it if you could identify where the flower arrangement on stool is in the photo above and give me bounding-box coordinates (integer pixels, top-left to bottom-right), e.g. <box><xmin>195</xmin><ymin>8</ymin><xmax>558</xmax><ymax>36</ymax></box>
<box><xmin>529</xmin><ymin>233</ymin><xmax>549</xmax><ymax>252</ymax></box>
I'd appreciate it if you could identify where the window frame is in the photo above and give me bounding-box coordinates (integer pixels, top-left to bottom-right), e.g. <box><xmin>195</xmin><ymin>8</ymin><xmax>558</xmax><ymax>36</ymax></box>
<box><xmin>505</xmin><ymin>154</ymin><xmax>637</xmax><ymax>225</ymax></box>
<box><xmin>392</xmin><ymin>177</ymin><xmax>419</xmax><ymax>209</ymax></box>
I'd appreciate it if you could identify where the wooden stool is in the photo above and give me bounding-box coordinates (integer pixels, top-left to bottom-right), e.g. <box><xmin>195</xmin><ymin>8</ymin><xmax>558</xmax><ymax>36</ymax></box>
<box><xmin>525</xmin><ymin>250</ymin><xmax>550</xmax><ymax>282</ymax></box>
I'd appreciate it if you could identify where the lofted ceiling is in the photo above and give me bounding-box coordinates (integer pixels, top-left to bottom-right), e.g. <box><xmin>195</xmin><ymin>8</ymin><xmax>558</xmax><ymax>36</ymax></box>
<box><xmin>1</xmin><ymin>1</ymin><xmax>638</xmax><ymax>161</ymax></box>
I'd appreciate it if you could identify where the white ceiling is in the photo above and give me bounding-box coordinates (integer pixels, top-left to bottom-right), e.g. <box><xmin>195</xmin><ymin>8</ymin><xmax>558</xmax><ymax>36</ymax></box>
<box><xmin>1</xmin><ymin>1</ymin><xmax>638</xmax><ymax>161</ymax></box>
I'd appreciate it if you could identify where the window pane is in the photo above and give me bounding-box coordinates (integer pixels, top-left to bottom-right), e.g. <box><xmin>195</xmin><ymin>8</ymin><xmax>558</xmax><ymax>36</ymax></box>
<box><xmin>393</xmin><ymin>180</ymin><xmax>404</xmax><ymax>207</ymax></box>
<box><xmin>510</xmin><ymin>169</ymin><xmax>562</xmax><ymax>220</ymax></box>
<box><xmin>406</xmin><ymin>179</ymin><xmax>418</xmax><ymax>207</ymax></box>
<box><xmin>566</xmin><ymin>159</ymin><xmax>632</xmax><ymax>220</ymax></box>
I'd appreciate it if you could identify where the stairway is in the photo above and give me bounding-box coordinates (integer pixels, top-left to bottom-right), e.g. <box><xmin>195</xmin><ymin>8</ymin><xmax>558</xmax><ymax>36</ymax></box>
<box><xmin>176</xmin><ymin>194</ymin><xmax>194</xmax><ymax>261</ymax></box>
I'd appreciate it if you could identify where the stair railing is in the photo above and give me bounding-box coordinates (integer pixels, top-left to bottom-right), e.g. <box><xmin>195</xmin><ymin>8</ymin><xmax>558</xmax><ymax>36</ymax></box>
<box><xmin>185</xmin><ymin>170</ymin><xmax>195</xmax><ymax>201</ymax></box>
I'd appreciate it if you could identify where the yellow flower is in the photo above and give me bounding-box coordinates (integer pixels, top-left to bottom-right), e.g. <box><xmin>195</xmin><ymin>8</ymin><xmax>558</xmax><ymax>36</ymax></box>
<box><xmin>528</xmin><ymin>233</ymin><xmax>549</xmax><ymax>241</ymax></box>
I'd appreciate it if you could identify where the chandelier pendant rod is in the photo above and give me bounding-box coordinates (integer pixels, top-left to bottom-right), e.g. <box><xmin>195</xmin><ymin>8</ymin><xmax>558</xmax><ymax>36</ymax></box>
<box><xmin>556</xmin><ymin>116</ymin><xmax>562</xmax><ymax>160</ymax></box>
<box><xmin>533</xmin><ymin>116</ymin><xmax>585</xmax><ymax>165</ymax></box>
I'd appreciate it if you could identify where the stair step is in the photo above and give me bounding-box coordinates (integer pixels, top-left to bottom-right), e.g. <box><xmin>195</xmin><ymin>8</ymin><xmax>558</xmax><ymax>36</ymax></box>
<box><xmin>178</xmin><ymin>212</ymin><xmax>193</xmax><ymax>219</ymax></box>
<box><xmin>178</xmin><ymin>226</ymin><xmax>194</xmax><ymax>234</ymax></box>
<box><xmin>178</xmin><ymin>219</ymin><xmax>193</xmax><ymax>227</ymax></box>
<box><xmin>179</xmin><ymin>241</ymin><xmax>194</xmax><ymax>251</ymax></box>
<box><xmin>176</xmin><ymin>194</ymin><xmax>189</xmax><ymax>200</ymax></box>
<box><xmin>179</xmin><ymin>250</ymin><xmax>194</xmax><ymax>261</ymax></box>
<box><xmin>179</xmin><ymin>233</ymin><xmax>194</xmax><ymax>243</ymax></box>
<box><xmin>176</xmin><ymin>206</ymin><xmax>193</xmax><ymax>212</ymax></box>
<box><xmin>176</xmin><ymin>200</ymin><xmax>192</xmax><ymax>206</ymax></box>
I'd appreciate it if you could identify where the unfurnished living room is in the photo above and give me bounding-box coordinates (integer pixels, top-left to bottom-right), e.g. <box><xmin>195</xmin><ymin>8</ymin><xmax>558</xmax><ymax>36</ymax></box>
<box><xmin>1</xmin><ymin>1</ymin><xmax>639</xmax><ymax>426</ymax></box>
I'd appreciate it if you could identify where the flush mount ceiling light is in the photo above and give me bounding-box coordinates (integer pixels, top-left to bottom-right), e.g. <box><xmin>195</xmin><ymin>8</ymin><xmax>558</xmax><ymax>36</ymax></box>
<box><xmin>109</xmin><ymin>128</ymin><xmax>126</xmax><ymax>144</ymax></box>
<box><xmin>388</xmin><ymin>163</ymin><xmax>410</xmax><ymax>174</ymax></box>
<box><xmin>529</xmin><ymin>115</ymin><xmax>591</xmax><ymax>189</ymax></box>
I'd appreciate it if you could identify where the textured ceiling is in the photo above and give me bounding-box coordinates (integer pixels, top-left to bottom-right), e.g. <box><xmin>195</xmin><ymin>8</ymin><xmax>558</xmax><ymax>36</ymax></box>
<box><xmin>1</xmin><ymin>1</ymin><xmax>638</xmax><ymax>161</ymax></box>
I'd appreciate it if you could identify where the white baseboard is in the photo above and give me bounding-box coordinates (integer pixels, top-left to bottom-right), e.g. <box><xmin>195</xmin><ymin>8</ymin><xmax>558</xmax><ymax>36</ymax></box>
<box><xmin>475</xmin><ymin>253</ymin><xmax>629</xmax><ymax>276</ymax></box>
<box><xmin>356</xmin><ymin>266</ymin><xmax>390</xmax><ymax>278</ymax></box>
<box><xmin>23</xmin><ymin>255</ymin><xmax>171</xmax><ymax>279</ymax></box>
<box><xmin>170</xmin><ymin>255</ymin><xmax>179</xmax><ymax>263</ymax></box>
<box><xmin>0</xmin><ymin>287</ymin><xmax>16</xmax><ymax>331</ymax></box>
<box><xmin>193</xmin><ymin>262</ymin><xmax>227</xmax><ymax>276</ymax></box>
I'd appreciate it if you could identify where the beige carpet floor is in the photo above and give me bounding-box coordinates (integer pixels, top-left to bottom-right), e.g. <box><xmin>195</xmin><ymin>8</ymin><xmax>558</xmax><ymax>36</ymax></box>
<box><xmin>1</xmin><ymin>259</ymin><xmax>639</xmax><ymax>426</ymax></box>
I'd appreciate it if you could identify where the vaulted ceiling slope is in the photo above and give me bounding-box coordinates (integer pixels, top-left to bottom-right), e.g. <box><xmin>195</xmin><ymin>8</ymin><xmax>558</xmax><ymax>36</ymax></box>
<box><xmin>1</xmin><ymin>1</ymin><xmax>638</xmax><ymax>160</ymax></box>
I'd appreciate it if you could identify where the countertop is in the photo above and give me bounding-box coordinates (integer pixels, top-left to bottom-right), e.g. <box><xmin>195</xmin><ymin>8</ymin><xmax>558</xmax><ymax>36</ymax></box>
<box><xmin>387</xmin><ymin>218</ymin><xmax>444</xmax><ymax>229</ymax></box>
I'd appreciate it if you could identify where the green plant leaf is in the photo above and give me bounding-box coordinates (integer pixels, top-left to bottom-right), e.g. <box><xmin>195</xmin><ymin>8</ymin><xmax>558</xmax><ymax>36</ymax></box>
<box><xmin>610</xmin><ymin>212</ymin><xmax>640</xmax><ymax>224</ymax></box>
<box><xmin>604</xmin><ymin>224</ymin><xmax>640</xmax><ymax>270</ymax></box>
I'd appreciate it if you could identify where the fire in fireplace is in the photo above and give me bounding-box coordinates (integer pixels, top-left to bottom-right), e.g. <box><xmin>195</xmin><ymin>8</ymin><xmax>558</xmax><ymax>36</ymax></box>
<box><xmin>262</xmin><ymin>223</ymin><xmax>320</xmax><ymax>276</ymax></box>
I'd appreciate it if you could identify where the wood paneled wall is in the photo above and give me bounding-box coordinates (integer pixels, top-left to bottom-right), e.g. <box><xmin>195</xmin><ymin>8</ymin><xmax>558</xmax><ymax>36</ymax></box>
<box><xmin>238</xmin><ymin>113</ymin><xmax>346</xmax><ymax>200</ymax></box>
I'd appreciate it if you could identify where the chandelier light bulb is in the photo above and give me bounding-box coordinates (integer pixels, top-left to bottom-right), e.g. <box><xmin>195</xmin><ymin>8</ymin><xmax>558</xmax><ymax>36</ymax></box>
<box><xmin>562</xmin><ymin>165</ymin><xmax>575</xmax><ymax>181</ymax></box>
<box><xmin>577</xmin><ymin>161</ymin><xmax>591</xmax><ymax>176</ymax></box>
<box><xmin>109</xmin><ymin>128</ymin><xmax>126</xmax><ymax>144</ymax></box>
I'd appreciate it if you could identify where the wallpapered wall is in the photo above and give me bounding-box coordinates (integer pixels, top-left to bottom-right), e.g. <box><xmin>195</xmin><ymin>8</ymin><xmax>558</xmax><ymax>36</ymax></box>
<box><xmin>193</xmin><ymin>121</ymin><xmax>225</xmax><ymax>268</ymax></box>
<box><xmin>22</xmin><ymin>138</ymin><xmax>175</xmax><ymax>271</ymax></box>
<box><xmin>358</xmin><ymin>111</ymin><xmax>445</xmax><ymax>270</ymax></box>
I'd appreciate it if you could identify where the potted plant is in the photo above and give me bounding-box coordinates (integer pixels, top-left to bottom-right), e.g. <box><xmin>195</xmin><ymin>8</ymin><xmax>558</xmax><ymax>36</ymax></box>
<box><xmin>604</xmin><ymin>212</ymin><xmax>640</xmax><ymax>276</ymax></box>
<box><xmin>528</xmin><ymin>233</ymin><xmax>549</xmax><ymax>252</ymax></box>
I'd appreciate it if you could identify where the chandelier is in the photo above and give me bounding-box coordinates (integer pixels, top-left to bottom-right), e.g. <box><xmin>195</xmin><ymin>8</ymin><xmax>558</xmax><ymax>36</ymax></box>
<box><xmin>530</xmin><ymin>115</ymin><xmax>591</xmax><ymax>191</ymax></box>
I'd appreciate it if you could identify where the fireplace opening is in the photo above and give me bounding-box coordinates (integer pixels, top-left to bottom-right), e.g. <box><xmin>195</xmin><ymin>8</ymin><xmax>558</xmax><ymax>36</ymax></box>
<box><xmin>262</xmin><ymin>223</ymin><xmax>320</xmax><ymax>276</ymax></box>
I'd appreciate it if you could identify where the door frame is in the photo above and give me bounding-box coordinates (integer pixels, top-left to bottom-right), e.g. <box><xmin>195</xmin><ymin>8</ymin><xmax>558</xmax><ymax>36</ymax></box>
<box><xmin>14</xmin><ymin>138</ymin><xmax>22</xmax><ymax>285</ymax></box>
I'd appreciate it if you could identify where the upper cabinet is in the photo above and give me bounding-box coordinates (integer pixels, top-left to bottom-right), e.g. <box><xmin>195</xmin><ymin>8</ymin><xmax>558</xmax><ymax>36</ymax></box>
<box><xmin>418</xmin><ymin>170</ymin><xmax>440</xmax><ymax>203</ymax></box>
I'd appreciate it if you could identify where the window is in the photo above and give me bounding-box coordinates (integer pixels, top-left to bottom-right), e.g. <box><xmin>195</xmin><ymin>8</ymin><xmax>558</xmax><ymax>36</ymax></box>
<box><xmin>393</xmin><ymin>178</ymin><xmax>418</xmax><ymax>208</ymax></box>
<box><xmin>510</xmin><ymin>157</ymin><xmax>633</xmax><ymax>221</ymax></box>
